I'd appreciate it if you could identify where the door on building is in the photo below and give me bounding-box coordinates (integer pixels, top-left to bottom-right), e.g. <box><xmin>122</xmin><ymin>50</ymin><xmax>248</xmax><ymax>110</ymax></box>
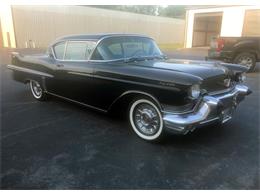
<box><xmin>192</xmin><ymin>12</ymin><xmax>223</xmax><ymax>47</ymax></box>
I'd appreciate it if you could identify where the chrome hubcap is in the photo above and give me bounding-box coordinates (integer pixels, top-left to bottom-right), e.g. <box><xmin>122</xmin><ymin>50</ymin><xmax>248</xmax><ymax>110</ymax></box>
<box><xmin>133</xmin><ymin>103</ymin><xmax>160</xmax><ymax>135</ymax></box>
<box><xmin>238</xmin><ymin>56</ymin><xmax>253</xmax><ymax>68</ymax></box>
<box><xmin>31</xmin><ymin>81</ymin><xmax>42</xmax><ymax>97</ymax></box>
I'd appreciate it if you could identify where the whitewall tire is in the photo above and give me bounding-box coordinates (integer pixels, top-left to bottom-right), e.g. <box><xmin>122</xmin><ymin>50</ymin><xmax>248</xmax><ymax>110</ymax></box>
<box><xmin>129</xmin><ymin>98</ymin><xmax>164</xmax><ymax>141</ymax></box>
<box><xmin>29</xmin><ymin>80</ymin><xmax>46</xmax><ymax>101</ymax></box>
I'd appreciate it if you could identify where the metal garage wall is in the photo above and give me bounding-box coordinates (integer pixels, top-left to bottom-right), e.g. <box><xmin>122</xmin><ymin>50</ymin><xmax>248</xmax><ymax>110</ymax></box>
<box><xmin>242</xmin><ymin>9</ymin><xmax>260</xmax><ymax>36</ymax></box>
<box><xmin>11</xmin><ymin>5</ymin><xmax>185</xmax><ymax>49</ymax></box>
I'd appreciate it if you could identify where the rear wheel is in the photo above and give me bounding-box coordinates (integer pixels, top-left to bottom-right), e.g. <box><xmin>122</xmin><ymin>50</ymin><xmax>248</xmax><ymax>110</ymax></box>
<box><xmin>29</xmin><ymin>80</ymin><xmax>47</xmax><ymax>101</ymax></box>
<box><xmin>233</xmin><ymin>52</ymin><xmax>256</xmax><ymax>72</ymax></box>
<box><xmin>128</xmin><ymin>98</ymin><xmax>164</xmax><ymax>141</ymax></box>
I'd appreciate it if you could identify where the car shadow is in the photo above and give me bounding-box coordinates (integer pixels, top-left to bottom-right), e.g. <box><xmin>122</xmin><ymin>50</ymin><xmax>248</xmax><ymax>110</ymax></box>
<box><xmin>47</xmin><ymin>94</ymin><xmax>229</xmax><ymax>147</ymax></box>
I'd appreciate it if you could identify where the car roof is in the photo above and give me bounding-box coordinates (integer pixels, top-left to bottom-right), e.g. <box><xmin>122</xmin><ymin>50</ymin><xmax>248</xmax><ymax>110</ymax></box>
<box><xmin>54</xmin><ymin>33</ymin><xmax>152</xmax><ymax>42</ymax></box>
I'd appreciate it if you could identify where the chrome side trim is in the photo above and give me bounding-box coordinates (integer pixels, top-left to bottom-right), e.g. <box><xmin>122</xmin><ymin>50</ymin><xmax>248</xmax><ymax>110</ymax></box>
<box><xmin>46</xmin><ymin>92</ymin><xmax>107</xmax><ymax>113</ymax></box>
<box><xmin>67</xmin><ymin>71</ymin><xmax>92</xmax><ymax>77</ymax></box>
<box><xmin>7</xmin><ymin>65</ymin><xmax>54</xmax><ymax>78</ymax></box>
<box><xmin>93</xmin><ymin>74</ymin><xmax>180</xmax><ymax>92</ymax></box>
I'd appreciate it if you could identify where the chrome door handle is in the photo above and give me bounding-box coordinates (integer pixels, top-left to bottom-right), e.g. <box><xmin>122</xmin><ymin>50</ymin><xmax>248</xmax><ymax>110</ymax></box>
<box><xmin>56</xmin><ymin>64</ymin><xmax>64</xmax><ymax>67</ymax></box>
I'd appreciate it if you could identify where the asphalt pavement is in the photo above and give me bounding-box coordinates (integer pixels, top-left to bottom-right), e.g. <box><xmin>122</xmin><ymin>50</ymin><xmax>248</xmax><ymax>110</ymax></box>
<box><xmin>0</xmin><ymin>48</ymin><xmax>259</xmax><ymax>189</ymax></box>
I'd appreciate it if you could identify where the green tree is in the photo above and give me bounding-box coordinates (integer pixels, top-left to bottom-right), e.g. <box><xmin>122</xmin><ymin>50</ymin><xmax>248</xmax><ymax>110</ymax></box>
<box><xmin>87</xmin><ymin>5</ymin><xmax>186</xmax><ymax>19</ymax></box>
<box><xmin>158</xmin><ymin>5</ymin><xmax>186</xmax><ymax>19</ymax></box>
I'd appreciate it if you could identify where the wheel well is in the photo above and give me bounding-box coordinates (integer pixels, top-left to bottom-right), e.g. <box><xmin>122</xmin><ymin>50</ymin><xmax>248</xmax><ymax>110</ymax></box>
<box><xmin>108</xmin><ymin>92</ymin><xmax>162</xmax><ymax>114</ymax></box>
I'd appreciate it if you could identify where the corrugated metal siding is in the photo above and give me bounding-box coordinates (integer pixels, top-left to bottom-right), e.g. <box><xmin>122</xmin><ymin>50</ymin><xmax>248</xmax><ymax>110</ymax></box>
<box><xmin>242</xmin><ymin>9</ymin><xmax>260</xmax><ymax>36</ymax></box>
<box><xmin>12</xmin><ymin>5</ymin><xmax>185</xmax><ymax>48</ymax></box>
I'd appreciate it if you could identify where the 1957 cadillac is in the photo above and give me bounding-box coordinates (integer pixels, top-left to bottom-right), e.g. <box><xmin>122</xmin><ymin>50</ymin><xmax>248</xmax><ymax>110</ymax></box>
<box><xmin>8</xmin><ymin>34</ymin><xmax>252</xmax><ymax>141</ymax></box>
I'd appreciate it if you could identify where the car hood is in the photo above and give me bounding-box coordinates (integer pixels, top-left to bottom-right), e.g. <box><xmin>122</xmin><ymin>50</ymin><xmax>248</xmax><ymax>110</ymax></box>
<box><xmin>148</xmin><ymin>59</ymin><xmax>230</xmax><ymax>80</ymax></box>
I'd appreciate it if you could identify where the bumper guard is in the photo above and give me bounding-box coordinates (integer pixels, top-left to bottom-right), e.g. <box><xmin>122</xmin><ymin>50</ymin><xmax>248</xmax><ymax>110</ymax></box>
<box><xmin>163</xmin><ymin>84</ymin><xmax>251</xmax><ymax>134</ymax></box>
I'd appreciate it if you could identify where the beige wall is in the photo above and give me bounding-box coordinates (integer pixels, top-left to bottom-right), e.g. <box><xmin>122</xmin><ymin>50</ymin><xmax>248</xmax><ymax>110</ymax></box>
<box><xmin>242</xmin><ymin>9</ymin><xmax>260</xmax><ymax>36</ymax></box>
<box><xmin>11</xmin><ymin>5</ymin><xmax>185</xmax><ymax>49</ymax></box>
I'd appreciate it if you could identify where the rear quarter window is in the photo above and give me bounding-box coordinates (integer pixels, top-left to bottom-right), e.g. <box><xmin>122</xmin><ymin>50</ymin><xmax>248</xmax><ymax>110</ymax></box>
<box><xmin>64</xmin><ymin>41</ymin><xmax>96</xmax><ymax>60</ymax></box>
<box><xmin>53</xmin><ymin>42</ymin><xmax>65</xmax><ymax>59</ymax></box>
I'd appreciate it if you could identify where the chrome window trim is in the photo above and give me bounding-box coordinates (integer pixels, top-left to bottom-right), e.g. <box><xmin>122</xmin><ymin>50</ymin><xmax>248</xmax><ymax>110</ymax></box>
<box><xmin>50</xmin><ymin>35</ymin><xmax>158</xmax><ymax>63</ymax></box>
<box><xmin>88</xmin><ymin>35</ymin><xmax>158</xmax><ymax>61</ymax></box>
<box><xmin>51</xmin><ymin>41</ymin><xmax>66</xmax><ymax>60</ymax></box>
<box><xmin>63</xmin><ymin>41</ymin><xmax>68</xmax><ymax>59</ymax></box>
<box><xmin>51</xmin><ymin>39</ymin><xmax>97</xmax><ymax>62</ymax></box>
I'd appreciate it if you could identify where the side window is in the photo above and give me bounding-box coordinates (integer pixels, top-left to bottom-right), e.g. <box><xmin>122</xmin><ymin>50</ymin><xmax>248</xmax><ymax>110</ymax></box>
<box><xmin>53</xmin><ymin>42</ymin><xmax>65</xmax><ymax>59</ymax></box>
<box><xmin>65</xmin><ymin>42</ymin><xmax>87</xmax><ymax>60</ymax></box>
<box><xmin>86</xmin><ymin>42</ymin><xmax>96</xmax><ymax>58</ymax></box>
<box><xmin>108</xmin><ymin>43</ymin><xmax>123</xmax><ymax>57</ymax></box>
<box><xmin>64</xmin><ymin>41</ymin><xmax>96</xmax><ymax>60</ymax></box>
<box><xmin>122</xmin><ymin>42</ymin><xmax>143</xmax><ymax>57</ymax></box>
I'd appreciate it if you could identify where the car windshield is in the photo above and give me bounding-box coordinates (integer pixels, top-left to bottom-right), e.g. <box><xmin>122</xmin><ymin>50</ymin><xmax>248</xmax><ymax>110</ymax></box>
<box><xmin>91</xmin><ymin>36</ymin><xmax>163</xmax><ymax>61</ymax></box>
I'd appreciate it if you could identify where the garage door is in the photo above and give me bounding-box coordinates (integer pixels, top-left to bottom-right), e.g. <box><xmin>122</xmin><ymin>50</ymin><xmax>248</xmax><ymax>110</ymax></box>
<box><xmin>192</xmin><ymin>12</ymin><xmax>222</xmax><ymax>47</ymax></box>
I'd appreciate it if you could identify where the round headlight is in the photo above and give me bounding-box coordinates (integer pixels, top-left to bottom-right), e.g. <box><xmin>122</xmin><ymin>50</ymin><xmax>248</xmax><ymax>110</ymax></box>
<box><xmin>190</xmin><ymin>84</ymin><xmax>201</xmax><ymax>99</ymax></box>
<box><xmin>239</xmin><ymin>73</ymin><xmax>246</xmax><ymax>82</ymax></box>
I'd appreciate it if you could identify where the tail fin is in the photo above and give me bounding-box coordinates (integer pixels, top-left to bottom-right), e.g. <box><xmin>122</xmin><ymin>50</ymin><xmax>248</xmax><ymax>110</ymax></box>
<box><xmin>11</xmin><ymin>52</ymin><xmax>23</xmax><ymax>65</ymax></box>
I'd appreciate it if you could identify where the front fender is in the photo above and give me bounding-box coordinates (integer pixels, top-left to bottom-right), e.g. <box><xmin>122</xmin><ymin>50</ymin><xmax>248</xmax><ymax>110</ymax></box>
<box><xmin>219</xmin><ymin>62</ymin><xmax>249</xmax><ymax>73</ymax></box>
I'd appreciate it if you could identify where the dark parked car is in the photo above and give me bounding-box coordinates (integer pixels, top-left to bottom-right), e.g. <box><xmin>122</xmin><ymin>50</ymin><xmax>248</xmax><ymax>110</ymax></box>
<box><xmin>208</xmin><ymin>36</ymin><xmax>260</xmax><ymax>71</ymax></box>
<box><xmin>8</xmin><ymin>34</ymin><xmax>251</xmax><ymax>141</ymax></box>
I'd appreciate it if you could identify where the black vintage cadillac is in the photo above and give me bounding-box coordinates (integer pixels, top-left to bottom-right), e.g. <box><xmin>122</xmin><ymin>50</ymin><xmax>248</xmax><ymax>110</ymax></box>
<box><xmin>8</xmin><ymin>34</ymin><xmax>251</xmax><ymax>141</ymax></box>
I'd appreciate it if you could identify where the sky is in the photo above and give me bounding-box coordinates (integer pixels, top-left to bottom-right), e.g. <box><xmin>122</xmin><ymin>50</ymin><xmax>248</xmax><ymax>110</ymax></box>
<box><xmin>1</xmin><ymin>0</ymin><xmax>260</xmax><ymax>5</ymax></box>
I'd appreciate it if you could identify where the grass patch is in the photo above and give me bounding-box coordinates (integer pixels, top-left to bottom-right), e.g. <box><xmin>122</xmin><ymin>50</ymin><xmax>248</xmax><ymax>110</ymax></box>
<box><xmin>158</xmin><ymin>43</ymin><xmax>184</xmax><ymax>51</ymax></box>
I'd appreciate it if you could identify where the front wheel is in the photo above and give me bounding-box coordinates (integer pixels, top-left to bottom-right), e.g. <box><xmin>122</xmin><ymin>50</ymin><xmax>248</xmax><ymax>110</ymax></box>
<box><xmin>29</xmin><ymin>80</ymin><xmax>47</xmax><ymax>101</ymax></box>
<box><xmin>128</xmin><ymin>98</ymin><xmax>164</xmax><ymax>141</ymax></box>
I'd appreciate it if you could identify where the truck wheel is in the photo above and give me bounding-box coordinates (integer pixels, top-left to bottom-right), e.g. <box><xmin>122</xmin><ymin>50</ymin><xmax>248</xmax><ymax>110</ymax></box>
<box><xmin>233</xmin><ymin>52</ymin><xmax>256</xmax><ymax>72</ymax></box>
<box><xmin>128</xmin><ymin>98</ymin><xmax>165</xmax><ymax>142</ymax></box>
<box><xmin>29</xmin><ymin>80</ymin><xmax>47</xmax><ymax>101</ymax></box>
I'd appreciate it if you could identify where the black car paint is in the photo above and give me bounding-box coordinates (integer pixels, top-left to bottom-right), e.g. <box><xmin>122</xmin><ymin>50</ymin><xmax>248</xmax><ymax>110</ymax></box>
<box><xmin>9</xmin><ymin>34</ymin><xmax>248</xmax><ymax>113</ymax></box>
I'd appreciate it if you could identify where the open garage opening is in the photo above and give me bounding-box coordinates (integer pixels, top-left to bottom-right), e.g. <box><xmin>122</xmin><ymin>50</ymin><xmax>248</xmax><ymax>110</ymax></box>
<box><xmin>192</xmin><ymin>12</ymin><xmax>222</xmax><ymax>47</ymax></box>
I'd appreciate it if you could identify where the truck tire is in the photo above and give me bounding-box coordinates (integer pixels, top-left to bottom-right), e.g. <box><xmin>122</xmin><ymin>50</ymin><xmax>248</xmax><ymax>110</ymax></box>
<box><xmin>233</xmin><ymin>52</ymin><xmax>256</xmax><ymax>72</ymax></box>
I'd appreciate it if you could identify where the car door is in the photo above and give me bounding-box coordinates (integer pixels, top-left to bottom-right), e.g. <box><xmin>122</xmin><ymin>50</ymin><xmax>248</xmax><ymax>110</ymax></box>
<box><xmin>47</xmin><ymin>40</ymin><xmax>97</xmax><ymax>106</ymax></box>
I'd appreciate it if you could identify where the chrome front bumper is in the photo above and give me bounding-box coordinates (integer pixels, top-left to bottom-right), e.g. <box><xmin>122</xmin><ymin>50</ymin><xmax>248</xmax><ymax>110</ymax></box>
<box><xmin>163</xmin><ymin>84</ymin><xmax>252</xmax><ymax>134</ymax></box>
